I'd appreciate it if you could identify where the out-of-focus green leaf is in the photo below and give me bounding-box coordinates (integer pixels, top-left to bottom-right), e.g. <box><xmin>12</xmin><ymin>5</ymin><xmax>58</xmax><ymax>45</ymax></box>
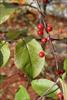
<box><xmin>0</xmin><ymin>41</ymin><xmax>10</xmax><ymax>67</ymax></box>
<box><xmin>62</xmin><ymin>72</ymin><xmax>67</xmax><ymax>80</ymax></box>
<box><xmin>64</xmin><ymin>58</ymin><xmax>67</xmax><ymax>73</ymax></box>
<box><xmin>0</xmin><ymin>4</ymin><xmax>18</xmax><ymax>24</ymax></box>
<box><xmin>6</xmin><ymin>27</ymin><xmax>28</xmax><ymax>40</ymax></box>
<box><xmin>15</xmin><ymin>85</ymin><xmax>30</xmax><ymax>100</ymax></box>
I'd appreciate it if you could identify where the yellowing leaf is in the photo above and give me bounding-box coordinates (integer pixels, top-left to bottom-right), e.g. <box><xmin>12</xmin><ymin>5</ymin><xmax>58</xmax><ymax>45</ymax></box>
<box><xmin>15</xmin><ymin>85</ymin><xmax>30</xmax><ymax>100</ymax></box>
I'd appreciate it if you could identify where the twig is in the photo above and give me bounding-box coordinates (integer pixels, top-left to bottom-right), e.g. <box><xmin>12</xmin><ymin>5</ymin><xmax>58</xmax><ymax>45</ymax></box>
<box><xmin>41</xmin><ymin>10</ymin><xmax>59</xmax><ymax>70</ymax></box>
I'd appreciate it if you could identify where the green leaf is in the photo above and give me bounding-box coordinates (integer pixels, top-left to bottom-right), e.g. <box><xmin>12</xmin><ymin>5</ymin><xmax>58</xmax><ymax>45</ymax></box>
<box><xmin>62</xmin><ymin>72</ymin><xmax>67</xmax><ymax>80</ymax></box>
<box><xmin>15</xmin><ymin>39</ymin><xmax>45</xmax><ymax>78</ymax></box>
<box><xmin>6</xmin><ymin>27</ymin><xmax>28</xmax><ymax>40</ymax></box>
<box><xmin>64</xmin><ymin>58</ymin><xmax>67</xmax><ymax>73</ymax></box>
<box><xmin>0</xmin><ymin>4</ymin><xmax>17</xmax><ymax>24</ymax></box>
<box><xmin>59</xmin><ymin>79</ymin><xmax>67</xmax><ymax>100</ymax></box>
<box><xmin>31</xmin><ymin>79</ymin><xmax>60</xmax><ymax>99</ymax></box>
<box><xmin>15</xmin><ymin>85</ymin><xmax>30</xmax><ymax>100</ymax></box>
<box><xmin>0</xmin><ymin>41</ymin><xmax>10</xmax><ymax>67</ymax></box>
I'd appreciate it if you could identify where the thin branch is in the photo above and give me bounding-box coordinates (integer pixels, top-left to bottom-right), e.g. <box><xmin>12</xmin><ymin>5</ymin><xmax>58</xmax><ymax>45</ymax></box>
<box><xmin>44</xmin><ymin>23</ymin><xmax>59</xmax><ymax>70</ymax></box>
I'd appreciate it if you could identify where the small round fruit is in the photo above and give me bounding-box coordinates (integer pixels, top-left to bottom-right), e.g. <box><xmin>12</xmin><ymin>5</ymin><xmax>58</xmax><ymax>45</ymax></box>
<box><xmin>56</xmin><ymin>70</ymin><xmax>65</xmax><ymax>75</ymax></box>
<box><xmin>47</xmin><ymin>24</ymin><xmax>52</xmax><ymax>32</ymax></box>
<box><xmin>37</xmin><ymin>23</ymin><xmax>44</xmax><ymax>30</ymax></box>
<box><xmin>37</xmin><ymin>30</ymin><xmax>44</xmax><ymax>36</ymax></box>
<box><xmin>39</xmin><ymin>51</ymin><xmax>45</xmax><ymax>57</ymax></box>
<box><xmin>41</xmin><ymin>38</ymin><xmax>48</xmax><ymax>44</ymax></box>
<box><xmin>57</xmin><ymin>92</ymin><xmax>64</xmax><ymax>100</ymax></box>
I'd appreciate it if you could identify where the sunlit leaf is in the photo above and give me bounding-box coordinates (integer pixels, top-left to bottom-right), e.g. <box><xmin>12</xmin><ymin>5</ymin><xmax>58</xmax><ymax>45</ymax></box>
<box><xmin>31</xmin><ymin>79</ymin><xmax>60</xmax><ymax>99</ymax></box>
<box><xmin>15</xmin><ymin>85</ymin><xmax>30</xmax><ymax>100</ymax></box>
<box><xmin>15</xmin><ymin>39</ymin><xmax>45</xmax><ymax>78</ymax></box>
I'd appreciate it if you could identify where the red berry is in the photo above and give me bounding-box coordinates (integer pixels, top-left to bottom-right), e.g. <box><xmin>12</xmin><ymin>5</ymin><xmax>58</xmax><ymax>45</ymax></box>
<box><xmin>60</xmin><ymin>70</ymin><xmax>65</xmax><ymax>74</ymax></box>
<box><xmin>56</xmin><ymin>70</ymin><xmax>65</xmax><ymax>75</ymax></box>
<box><xmin>47</xmin><ymin>24</ymin><xmax>52</xmax><ymax>32</ymax></box>
<box><xmin>43</xmin><ymin>0</ymin><xmax>48</xmax><ymax>3</ymax></box>
<box><xmin>41</xmin><ymin>38</ymin><xmax>48</xmax><ymax>44</ymax></box>
<box><xmin>57</xmin><ymin>92</ymin><xmax>64</xmax><ymax>100</ymax></box>
<box><xmin>38</xmin><ymin>30</ymin><xmax>44</xmax><ymax>36</ymax></box>
<box><xmin>39</xmin><ymin>51</ymin><xmax>45</xmax><ymax>57</ymax></box>
<box><xmin>37</xmin><ymin>23</ymin><xmax>44</xmax><ymax>30</ymax></box>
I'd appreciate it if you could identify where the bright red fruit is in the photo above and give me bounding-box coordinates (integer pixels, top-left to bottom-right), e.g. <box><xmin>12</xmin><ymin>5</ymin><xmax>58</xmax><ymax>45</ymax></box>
<box><xmin>57</xmin><ymin>92</ymin><xmax>64</xmax><ymax>100</ymax></box>
<box><xmin>47</xmin><ymin>24</ymin><xmax>52</xmax><ymax>32</ymax></box>
<box><xmin>56</xmin><ymin>70</ymin><xmax>65</xmax><ymax>75</ymax></box>
<box><xmin>37</xmin><ymin>23</ymin><xmax>44</xmax><ymax>30</ymax></box>
<box><xmin>38</xmin><ymin>30</ymin><xmax>44</xmax><ymax>36</ymax></box>
<box><xmin>43</xmin><ymin>0</ymin><xmax>48</xmax><ymax>3</ymax></box>
<box><xmin>39</xmin><ymin>51</ymin><xmax>45</xmax><ymax>57</ymax></box>
<box><xmin>41</xmin><ymin>38</ymin><xmax>48</xmax><ymax>44</ymax></box>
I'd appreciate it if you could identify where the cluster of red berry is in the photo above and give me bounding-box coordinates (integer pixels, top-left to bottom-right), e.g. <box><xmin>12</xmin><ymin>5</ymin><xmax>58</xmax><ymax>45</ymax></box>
<box><xmin>37</xmin><ymin>23</ymin><xmax>52</xmax><ymax>58</ymax></box>
<box><xmin>36</xmin><ymin>1</ymin><xmax>64</xmax><ymax>100</ymax></box>
<box><xmin>37</xmin><ymin>23</ymin><xmax>64</xmax><ymax>99</ymax></box>
<box><xmin>56</xmin><ymin>70</ymin><xmax>65</xmax><ymax>76</ymax></box>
